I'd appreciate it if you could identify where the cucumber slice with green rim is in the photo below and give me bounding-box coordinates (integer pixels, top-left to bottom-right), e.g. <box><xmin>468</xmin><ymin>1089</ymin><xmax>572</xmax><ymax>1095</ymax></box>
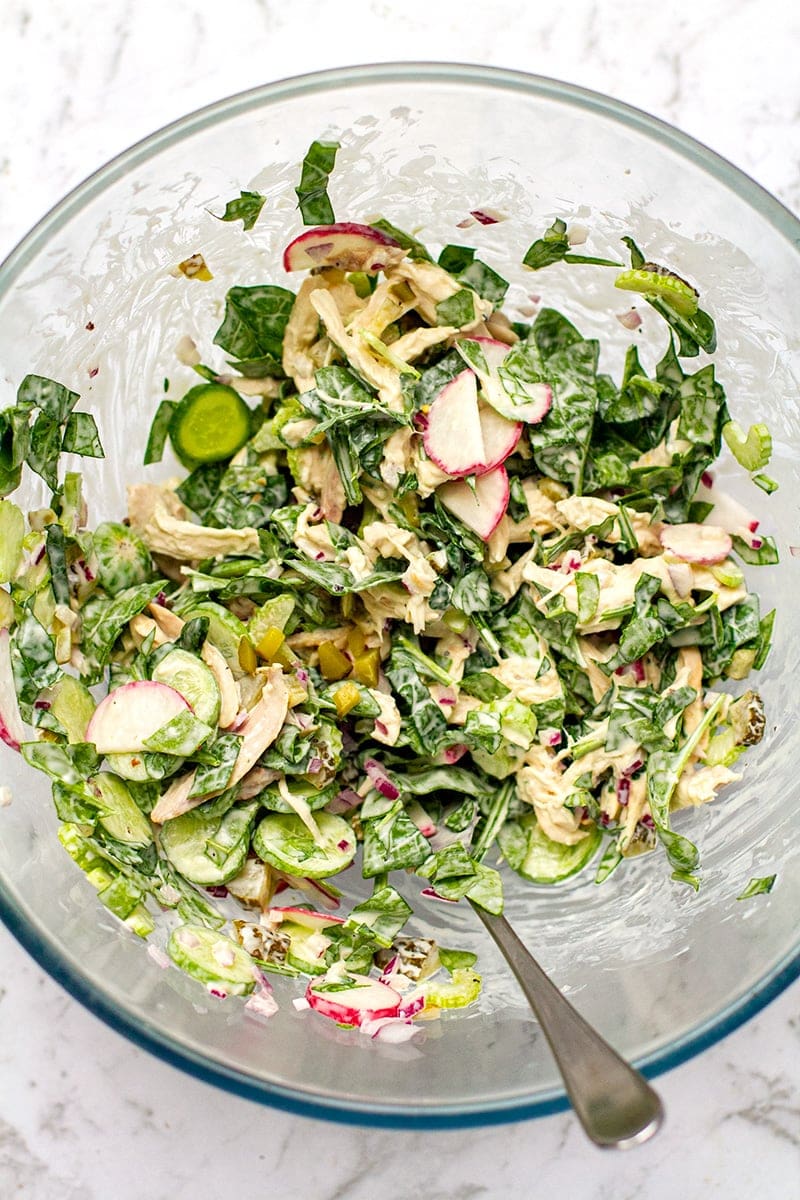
<box><xmin>283</xmin><ymin>921</ymin><xmax>334</xmax><ymax>975</ymax></box>
<box><xmin>151</xmin><ymin>648</ymin><xmax>221</xmax><ymax>727</ymax></box>
<box><xmin>498</xmin><ymin>813</ymin><xmax>602</xmax><ymax>884</ymax></box>
<box><xmin>176</xmin><ymin>601</ymin><xmax>249</xmax><ymax>677</ymax></box>
<box><xmin>159</xmin><ymin>800</ymin><xmax>258</xmax><ymax>885</ymax></box>
<box><xmin>47</xmin><ymin>675</ymin><xmax>96</xmax><ymax>744</ymax></box>
<box><xmin>614</xmin><ymin>266</ymin><xmax>699</xmax><ymax>316</ymax></box>
<box><xmin>169</xmin><ymin>383</ymin><xmax>251</xmax><ymax>468</ymax></box>
<box><xmin>253</xmin><ymin>812</ymin><xmax>357</xmax><ymax>879</ymax></box>
<box><xmin>258</xmin><ymin>778</ymin><xmax>338</xmax><ymax>814</ymax></box>
<box><xmin>104</xmin><ymin>751</ymin><xmax>181</xmax><ymax>782</ymax></box>
<box><xmin>167</xmin><ymin>925</ymin><xmax>255</xmax><ymax>995</ymax></box>
<box><xmin>421</xmin><ymin>967</ymin><xmax>482</xmax><ymax>1010</ymax></box>
<box><xmin>92</xmin><ymin>521</ymin><xmax>154</xmax><ymax>595</ymax></box>
<box><xmin>0</xmin><ymin>500</ymin><xmax>25</xmax><ymax>584</ymax></box>
<box><xmin>90</xmin><ymin>773</ymin><xmax>153</xmax><ymax>846</ymax></box>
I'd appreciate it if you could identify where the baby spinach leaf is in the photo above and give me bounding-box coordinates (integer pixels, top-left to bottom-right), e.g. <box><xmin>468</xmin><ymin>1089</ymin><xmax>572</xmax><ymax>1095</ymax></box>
<box><xmin>213</xmin><ymin>284</ymin><xmax>295</xmax><ymax>373</ymax></box>
<box><xmin>295</xmin><ymin>139</ymin><xmax>339</xmax><ymax>225</ymax></box>
<box><xmin>213</xmin><ymin>190</ymin><xmax>266</xmax><ymax>232</ymax></box>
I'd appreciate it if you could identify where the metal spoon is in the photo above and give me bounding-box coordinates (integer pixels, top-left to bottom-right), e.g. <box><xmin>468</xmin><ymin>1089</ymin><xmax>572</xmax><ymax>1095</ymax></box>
<box><xmin>471</xmin><ymin>902</ymin><xmax>664</xmax><ymax>1148</ymax></box>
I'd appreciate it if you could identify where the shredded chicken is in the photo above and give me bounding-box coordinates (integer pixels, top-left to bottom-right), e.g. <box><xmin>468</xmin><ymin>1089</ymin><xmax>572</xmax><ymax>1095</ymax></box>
<box><xmin>130</xmin><ymin>499</ymin><xmax>260</xmax><ymax>561</ymax></box>
<box><xmin>309</xmin><ymin>289</ymin><xmax>404</xmax><ymax>409</ymax></box>
<box><xmin>151</xmin><ymin>666</ymin><xmax>289</xmax><ymax>822</ymax></box>
<box><xmin>291</xmin><ymin>443</ymin><xmax>346</xmax><ymax>523</ymax></box>
<box><xmin>282</xmin><ymin>271</ymin><xmax>364</xmax><ymax>393</ymax></box>
<box><xmin>516</xmin><ymin>745</ymin><xmax>587</xmax><ymax>845</ymax></box>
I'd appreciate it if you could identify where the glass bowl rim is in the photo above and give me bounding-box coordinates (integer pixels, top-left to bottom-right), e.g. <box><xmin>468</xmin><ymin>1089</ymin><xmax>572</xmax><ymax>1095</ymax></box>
<box><xmin>1</xmin><ymin>60</ymin><xmax>798</xmax><ymax>1128</ymax></box>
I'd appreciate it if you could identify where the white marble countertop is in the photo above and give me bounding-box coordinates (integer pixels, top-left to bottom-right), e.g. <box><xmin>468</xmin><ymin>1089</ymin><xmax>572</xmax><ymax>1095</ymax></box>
<box><xmin>1</xmin><ymin>2</ymin><xmax>799</xmax><ymax>1196</ymax></box>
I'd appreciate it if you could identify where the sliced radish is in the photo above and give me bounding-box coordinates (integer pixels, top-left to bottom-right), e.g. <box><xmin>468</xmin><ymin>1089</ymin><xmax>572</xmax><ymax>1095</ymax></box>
<box><xmin>85</xmin><ymin>681</ymin><xmax>190</xmax><ymax>754</ymax></box>
<box><xmin>659</xmin><ymin>523</ymin><xmax>732</xmax><ymax>565</ymax></box>
<box><xmin>694</xmin><ymin>482</ymin><xmax>761</xmax><ymax>547</ymax></box>
<box><xmin>0</xmin><ymin>628</ymin><xmax>26</xmax><ymax>752</ymax></box>
<box><xmin>477</xmin><ymin>400</ymin><xmax>522</xmax><ymax>471</ymax></box>
<box><xmin>456</xmin><ymin>336</ymin><xmax>552</xmax><ymax>425</ymax></box>
<box><xmin>438</xmin><ymin>465</ymin><xmax>510</xmax><ymax>541</ymax></box>
<box><xmin>267</xmin><ymin>906</ymin><xmax>345</xmax><ymax>933</ymax></box>
<box><xmin>423</xmin><ymin>370</ymin><xmax>486</xmax><ymax>477</ymax></box>
<box><xmin>306</xmin><ymin>973</ymin><xmax>402</xmax><ymax>1026</ymax></box>
<box><xmin>282</xmin><ymin>223</ymin><xmax>403</xmax><ymax>273</ymax></box>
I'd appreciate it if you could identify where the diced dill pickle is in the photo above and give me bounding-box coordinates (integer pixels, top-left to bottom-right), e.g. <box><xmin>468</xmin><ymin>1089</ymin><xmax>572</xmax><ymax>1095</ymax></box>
<box><xmin>333</xmin><ymin>680</ymin><xmax>362</xmax><ymax>718</ymax></box>
<box><xmin>238</xmin><ymin>635</ymin><xmax>257</xmax><ymax>675</ymax></box>
<box><xmin>318</xmin><ymin>641</ymin><xmax>351</xmax><ymax>682</ymax></box>
<box><xmin>255</xmin><ymin>625</ymin><xmax>285</xmax><ymax>662</ymax></box>
<box><xmin>346</xmin><ymin>626</ymin><xmax>367</xmax><ymax>658</ymax></box>
<box><xmin>351</xmin><ymin>649</ymin><xmax>380</xmax><ymax>688</ymax></box>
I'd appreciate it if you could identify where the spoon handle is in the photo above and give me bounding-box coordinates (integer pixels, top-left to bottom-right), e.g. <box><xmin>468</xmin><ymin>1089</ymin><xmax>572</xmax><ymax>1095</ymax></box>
<box><xmin>472</xmin><ymin>904</ymin><xmax>664</xmax><ymax>1148</ymax></box>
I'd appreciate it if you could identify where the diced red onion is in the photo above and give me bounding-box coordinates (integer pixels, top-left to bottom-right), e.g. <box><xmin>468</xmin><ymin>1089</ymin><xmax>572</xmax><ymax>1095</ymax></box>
<box><xmin>314</xmin><ymin>551</ymin><xmax>325</xmax><ymax>561</ymax></box>
<box><xmin>641</xmin><ymin>814</ymin><xmax>656</xmax><ymax>830</ymax></box>
<box><xmin>310</xmin><ymin>506</ymin><xmax>323</xmax><ymax>521</ymax></box>
<box><xmin>361</xmin><ymin>1017</ymin><xmax>419</xmax><ymax>1043</ymax></box>
<box><xmin>34</xmin><ymin>700</ymin><xmax>51</xmax><ymax>711</ymax></box>
<box><xmin>146</xmin><ymin>944</ymin><xmax>171</xmax><ymax>970</ymax></box>
<box><xmin>305</xmin><ymin>242</ymin><xmax>333</xmax><ymax>261</ymax></box>
<box><xmin>750</xmin><ymin>537</ymin><xmax>763</xmax><ymax>549</ymax></box>
<box><xmin>375</xmin><ymin>719</ymin><xmax>388</xmax><ymax>737</ymax></box>
<box><xmin>701</xmin><ymin>471</ymin><xmax>714</xmax><ymax>489</ymax></box>
<box><xmin>420</xmin><ymin>887</ymin><xmax>457</xmax><ymax>903</ymax></box>
<box><xmin>308</xmin><ymin>756</ymin><xmax>323</xmax><ymax>774</ymax></box>
<box><xmin>207</xmin><ymin>985</ymin><xmax>228</xmax><ymax>1000</ymax></box>
<box><xmin>296</xmin><ymin>667</ymin><xmax>309</xmax><ymax>684</ymax></box>
<box><xmin>598</xmin><ymin>811</ymin><xmax>612</xmax><ymax>827</ymax></box>
<box><xmin>616</xmin><ymin>309</ymin><xmax>642</xmax><ymax>330</ymax></box>
<box><xmin>542</xmin><ymin>728</ymin><xmax>562</xmax><ymax>747</ymax></box>
<box><xmin>337</xmin><ymin>839</ymin><xmax>350</xmax><ymax>851</ymax></box>
<box><xmin>749</xmin><ymin>520</ymin><xmax>759</xmax><ymax>532</ymax></box>
<box><xmin>378</xmin><ymin>954</ymin><xmax>399</xmax><ymax>984</ymax></box>
<box><xmin>156</xmin><ymin>591</ymin><xmax>168</xmax><ymax>607</ymax></box>
<box><xmin>251</xmin><ymin>966</ymin><xmax>274</xmax><ymax>991</ymax></box>
<box><xmin>244</xmin><ymin>991</ymin><xmax>279</xmax><ymax>1019</ymax></box>
<box><xmin>623</xmin><ymin>757</ymin><xmax>644</xmax><ymax>777</ymax></box>
<box><xmin>364</xmin><ymin>758</ymin><xmax>400</xmax><ymax>800</ymax></box>
<box><xmin>369</xmin><ymin>262</ymin><xmax>386</xmax><ymax>272</ymax></box>
<box><xmin>617</xmin><ymin>777</ymin><xmax>631</xmax><ymax>806</ymax></box>
<box><xmin>441</xmin><ymin>743</ymin><xmax>468</xmax><ymax>764</ymax></box>
<box><xmin>790</xmin><ymin>546</ymin><xmax>800</xmax><ymax>558</ymax></box>
<box><xmin>205</xmin><ymin>885</ymin><xmax>228</xmax><ymax>898</ymax></box>
<box><xmin>455</xmin><ymin>216</ymin><xmax>476</xmax><ymax>229</ymax></box>
<box><xmin>327</xmin><ymin>787</ymin><xmax>363</xmax><ymax>814</ymax></box>
<box><xmin>438</xmin><ymin>696</ymin><xmax>455</xmax><ymax>707</ymax></box>
<box><xmin>470</xmin><ymin>208</ymin><xmax>503</xmax><ymax>225</ymax></box>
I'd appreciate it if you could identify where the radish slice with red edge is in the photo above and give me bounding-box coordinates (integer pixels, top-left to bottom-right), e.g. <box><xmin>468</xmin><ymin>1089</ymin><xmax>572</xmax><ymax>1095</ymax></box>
<box><xmin>283</xmin><ymin>223</ymin><xmax>402</xmax><ymax>273</ymax></box>
<box><xmin>84</xmin><ymin>680</ymin><xmax>190</xmax><ymax>754</ymax></box>
<box><xmin>455</xmin><ymin>336</ymin><xmax>552</xmax><ymax>425</ymax></box>
<box><xmin>438</xmin><ymin>465</ymin><xmax>510</xmax><ymax>541</ymax></box>
<box><xmin>693</xmin><ymin>482</ymin><xmax>761</xmax><ymax>547</ymax></box>
<box><xmin>659</xmin><ymin>523</ymin><xmax>732</xmax><ymax>565</ymax></box>
<box><xmin>0</xmin><ymin>628</ymin><xmax>26</xmax><ymax>752</ymax></box>
<box><xmin>306</xmin><ymin>973</ymin><xmax>402</xmax><ymax>1026</ymax></box>
<box><xmin>423</xmin><ymin>370</ymin><xmax>487</xmax><ymax>477</ymax></box>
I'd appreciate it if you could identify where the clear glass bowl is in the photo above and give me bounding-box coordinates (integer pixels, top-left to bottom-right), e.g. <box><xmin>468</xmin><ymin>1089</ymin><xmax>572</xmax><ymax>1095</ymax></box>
<box><xmin>1</xmin><ymin>64</ymin><xmax>798</xmax><ymax>1128</ymax></box>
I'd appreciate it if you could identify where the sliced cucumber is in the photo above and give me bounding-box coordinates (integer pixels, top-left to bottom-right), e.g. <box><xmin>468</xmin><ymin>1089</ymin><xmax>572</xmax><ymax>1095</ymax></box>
<box><xmin>151</xmin><ymin>648</ymin><xmax>221</xmax><ymax>727</ymax></box>
<box><xmin>167</xmin><ymin>925</ymin><xmax>255</xmax><ymax>995</ymax></box>
<box><xmin>92</xmin><ymin>521</ymin><xmax>154</xmax><ymax>595</ymax></box>
<box><xmin>104</xmin><ymin>751</ymin><xmax>181</xmax><ymax>782</ymax></box>
<box><xmin>159</xmin><ymin>800</ymin><xmax>259</xmax><ymax>885</ymax></box>
<box><xmin>176</xmin><ymin>601</ymin><xmax>249</xmax><ymax>678</ymax></box>
<box><xmin>422</xmin><ymin>967</ymin><xmax>482</xmax><ymax>1010</ymax></box>
<box><xmin>90</xmin><ymin>773</ymin><xmax>153</xmax><ymax>846</ymax></box>
<box><xmin>169</xmin><ymin>383</ymin><xmax>252</xmax><ymax>468</ymax></box>
<box><xmin>498</xmin><ymin>813</ymin><xmax>601</xmax><ymax>884</ymax></box>
<box><xmin>283</xmin><ymin>921</ymin><xmax>333</xmax><ymax>975</ymax></box>
<box><xmin>0</xmin><ymin>500</ymin><xmax>25</xmax><ymax>584</ymax></box>
<box><xmin>259</xmin><ymin>778</ymin><xmax>338</xmax><ymax>814</ymax></box>
<box><xmin>253</xmin><ymin>811</ymin><xmax>357</xmax><ymax>879</ymax></box>
<box><xmin>47</xmin><ymin>675</ymin><xmax>96</xmax><ymax>744</ymax></box>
